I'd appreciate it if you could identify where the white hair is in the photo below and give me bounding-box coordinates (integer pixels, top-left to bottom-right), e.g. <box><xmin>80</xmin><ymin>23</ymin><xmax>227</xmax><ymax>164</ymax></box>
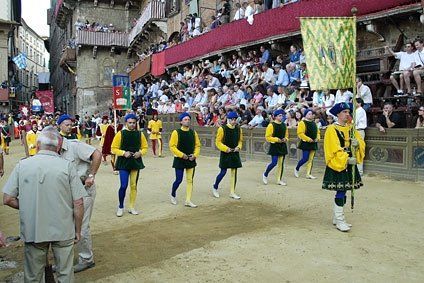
<box><xmin>38</xmin><ymin>126</ymin><xmax>61</xmax><ymax>148</ymax></box>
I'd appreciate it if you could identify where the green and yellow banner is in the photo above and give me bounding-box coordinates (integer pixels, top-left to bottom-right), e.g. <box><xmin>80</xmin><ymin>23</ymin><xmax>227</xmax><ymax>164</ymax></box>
<box><xmin>300</xmin><ymin>17</ymin><xmax>356</xmax><ymax>90</ymax></box>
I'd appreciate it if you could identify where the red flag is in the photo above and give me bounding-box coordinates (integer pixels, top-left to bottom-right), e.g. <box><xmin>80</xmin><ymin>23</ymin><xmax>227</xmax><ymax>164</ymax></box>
<box><xmin>36</xmin><ymin>90</ymin><xmax>55</xmax><ymax>113</ymax></box>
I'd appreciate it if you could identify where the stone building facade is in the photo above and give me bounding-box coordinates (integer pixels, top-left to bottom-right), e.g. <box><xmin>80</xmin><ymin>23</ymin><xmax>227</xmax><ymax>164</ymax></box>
<box><xmin>49</xmin><ymin>0</ymin><xmax>139</xmax><ymax>116</ymax></box>
<box><xmin>15</xmin><ymin>19</ymin><xmax>49</xmax><ymax>105</ymax></box>
<box><xmin>0</xmin><ymin>0</ymin><xmax>21</xmax><ymax>113</ymax></box>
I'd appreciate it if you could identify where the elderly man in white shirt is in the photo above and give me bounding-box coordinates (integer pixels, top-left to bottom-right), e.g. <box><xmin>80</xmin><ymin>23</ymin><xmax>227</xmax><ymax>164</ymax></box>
<box><xmin>356</xmin><ymin>77</ymin><xmax>373</xmax><ymax>111</ymax></box>
<box><xmin>261</xmin><ymin>63</ymin><xmax>275</xmax><ymax>86</ymax></box>
<box><xmin>266</xmin><ymin>87</ymin><xmax>280</xmax><ymax>112</ymax></box>
<box><xmin>248</xmin><ymin>107</ymin><xmax>265</xmax><ymax>129</ymax></box>
<box><xmin>355</xmin><ymin>98</ymin><xmax>367</xmax><ymax>176</ymax></box>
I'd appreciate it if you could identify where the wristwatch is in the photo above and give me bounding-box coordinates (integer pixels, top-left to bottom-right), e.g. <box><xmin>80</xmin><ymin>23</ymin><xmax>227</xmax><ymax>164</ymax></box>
<box><xmin>88</xmin><ymin>174</ymin><xmax>95</xmax><ymax>179</ymax></box>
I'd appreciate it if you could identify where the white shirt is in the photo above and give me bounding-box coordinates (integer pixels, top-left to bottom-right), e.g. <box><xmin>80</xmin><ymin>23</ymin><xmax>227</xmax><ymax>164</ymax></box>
<box><xmin>335</xmin><ymin>90</ymin><xmax>352</xmax><ymax>104</ymax></box>
<box><xmin>322</xmin><ymin>93</ymin><xmax>335</xmax><ymax>108</ymax></box>
<box><xmin>357</xmin><ymin>84</ymin><xmax>373</xmax><ymax>104</ymax></box>
<box><xmin>245</xmin><ymin>5</ymin><xmax>254</xmax><ymax>17</ymax></box>
<box><xmin>268</xmin><ymin>93</ymin><xmax>279</xmax><ymax>108</ymax></box>
<box><xmin>414</xmin><ymin>49</ymin><xmax>424</xmax><ymax>67</ymax></box>
<box><xmin>248</xmin><ymin>114</ymin><xmax>264</xmax><ymax>127</ymax></box>
<box><xmin>234</xmin><ymin>8</ymin><xmax>245</xmax><ymax>20</ymax></box>
<box><xmin>261</xmin><ymin>68</ymin><xmax>275</xmax><ymax>84</ymax></box>
<box><xmin>394</xmin><ymin>51</ymin><xmax>416</xmax><ymax>70</ymax></box>
<box><xmin>159</xmin><ymin>94</ymin><xmax>169</xmax><ymax>103</ymax></box>
<box><xmin>356</xmin><ymin>106</ymin><xmax>367</xmax><ymax>130</ymax></box>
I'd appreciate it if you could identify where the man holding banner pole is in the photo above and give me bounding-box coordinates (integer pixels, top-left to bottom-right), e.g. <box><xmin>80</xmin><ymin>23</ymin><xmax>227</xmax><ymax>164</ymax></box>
<box><xmin>300</xmin><ymin>16</ymin><xmax>366</xmax><ymax>232</ymax></box>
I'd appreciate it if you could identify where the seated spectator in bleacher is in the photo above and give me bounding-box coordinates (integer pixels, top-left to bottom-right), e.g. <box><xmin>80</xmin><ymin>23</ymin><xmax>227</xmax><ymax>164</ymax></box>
<box><xmin>217</xmin><ymin>86</ymin><xmax>229</xmax><ymax>106</ymax></box>
<box><xmin>334</xmin><ymin>88</ymin><xmax>353</xmax><ymax>104</ymax></box>
<box><xmin>245</xmin><ymin>85</ymin><xmax>254</xmax><ymax>101</ymax></box>
<box><xmin>211</xmin><ymin>60</ymin><xmax>221</xmax><ymax>74</ymax></box>
<box><xmin>312</xmin><ymin>90</ymin><xmax>326</xmax><ymax>108</ymax></box>
<box><xmin>208</xmin><ymin>109</ymin><xmax>219</xmax><ymax>126</ymax></box>
<box><xmin>233</xmin><ymin>84</ymin><xmax>247</xmax><ymax>107</ymax></box>
<box><xmin>259</xmin><ymin>45</ymin><xmax>272</xmax><ymax>65</ymax></box>
<box><xmin>386</xmin><ymin>43</ymin><xmax>416</xmax><ymax>96</ymax></box>
<box><xmin>183</xmin><ymin>65</ymin><xmax>193</xmax><ymax>80</ymax></box>
<box><xmin>412</xmin><ymin>38</ymin><xmax>424</xmax><ymax>96</ymax></box>
<box><xmin>321</xmin><ymin>89</ymin><xmax>335</xmax><ymax>110</ymax></box>
<box><xmin>252</xmin><ymin>88</ymin><xmax>264</xmax><ymax>107</ymax></box>
<box><xmin>260</xmin><ymin>63</ymin><xmax>275</xmax><ymax>86</ymax></box>
<box><xmin>285</xmin><ymin>110</ymin><xmax>297</xmax><ymax>128</ymax></box>
<box><xmin>202</xmin><ymin>60</ymin><xmax>214</xmax><ymax>74</ymax></box>
<box><xmin>289</xmin><ymin>45</ymin><xmax>301</xmax><ymax>65</ymax></box>
<box><xmin>261</xmin><ymin>110</ymin><xmax>270</xmax><ymax>127</ymax></box>
<box><xmin>416</xmin><ymin>106</ymin><xmax>424</xmax><ymax>128</ymax></box>
<box><xmin>275</xmin><ymin>86</ymin><xmax>288</xmax><ymax>108</ymax></box>
<box><xmin>207</xmin><ymin>88</ymin><xmax>219</xmax><ymax>106</ymax></box>
<box><xmin>356</xmin><ymin>77</ymin><xmax>373</xmax><ymax>111</ymax></box>
<box><xmin>286</xmin><ymin>63</ymin><xmax>301</xmax><ymax>87</ymax></box>
<box><xmin>206</xmin><ymin>74</ymin><xmax>221</xmax><ymax>91</ymax></box>
<box><xmin>300</xmin><ymin>63</ymin><xmax>308</xmax><ymax>82</ymax></box>
<box><xmin>234</xmin><ymin>2</ymin><xmax>246</xmax><ymax>20</ymax></box>
<box><xmin>274</xmin><ymin>64</ymin><xmax>290</xmax><ymax>88</ymax></box>
<box><xmin>375</xmin><ymin>102</ymin><xmax>406</xmax><ymax>133</ymax></box>
<box><xmin>239</xmin><ymin>104</ymin><xmax>252</xmax><ymax>127</ymax></box>
<box><xmin>171</xmin><ymin>70</ymin><xmax>184</xmax><ymax>82</ymax></box>
<box><xmin>217</xmin><ymin>107</ymin><xmax>227</xmax><ymax>126</ymax></box>
<box><xmin>219</xmin><ymin>62</ymin><xmax>231</xmax><ymax>80</ymax></box>
<box><xmin>265</xmin><ymin>87</ymin><xmax>280</xmax><ymax>112</ymax></box>
<box><xmin>248</xmin><ymin>106</ymin><xmax>265</xmax><ymax>129</ymax></box>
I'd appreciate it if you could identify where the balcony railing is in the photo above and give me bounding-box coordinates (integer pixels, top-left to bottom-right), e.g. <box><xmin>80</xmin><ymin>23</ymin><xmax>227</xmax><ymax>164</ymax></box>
<box><xmin>128</xmin><ymin>0</ymin><xmax>166</xmax><ymax>45</ymax></box>
<box><xmin>75</xmin><ymin>30</ymin><xmax>129</xmax><ymax>47</ymax></box>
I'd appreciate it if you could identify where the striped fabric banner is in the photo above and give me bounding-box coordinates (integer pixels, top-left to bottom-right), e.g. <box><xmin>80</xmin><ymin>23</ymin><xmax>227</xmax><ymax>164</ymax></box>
<box><xmin>300</xmin><ymin>17</ymin><xmax>356</xmax><ymax>90</ymax></box>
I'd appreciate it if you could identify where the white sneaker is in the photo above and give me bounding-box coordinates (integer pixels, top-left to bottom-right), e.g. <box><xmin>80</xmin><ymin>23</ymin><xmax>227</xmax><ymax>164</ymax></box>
<box><xmin>229</xmin><ymin>193</ymin><xmax>241</xmax><ymax>200</ymax></box>
<box><xmin>128</xmin><ymin>208</ymin><xmax>139</xmax><ymax>215</ymax></box>
<box><xmin>306</xmin><ymin>175</ymin><xmax>317</xmax><ymax>179</ymax></box>
<box><xmin>262</xmin><ymin>174</ymin><xmax>268</xmax><ymax>185</ymax></box>
<box><xmin>212</xmin><ymin>187</ymin><xmax>220</xmax><ymax>198</ymax></box>
<box><xmin>170</xmin><ymin>196</ymin><xmax>177</xmax><ymax>205</ymax></box>
<box><xmin>116</xmin><ymin>208</ymin><xmax>123</xmax><ymax>217</ymax></box>
<box><xmin>278</xmin><ymin>180</ymin><xmax>287</xmax><ymax>186</ymax></box>
<box><xmin>185</xmin><ymin>201</ymin><xmax>198</xmax><ymax>208</ymax></box>
<box><xmin>294</xmin><ymin>168</ymin><xmax>299</xmax><ymax>178</ymax></box>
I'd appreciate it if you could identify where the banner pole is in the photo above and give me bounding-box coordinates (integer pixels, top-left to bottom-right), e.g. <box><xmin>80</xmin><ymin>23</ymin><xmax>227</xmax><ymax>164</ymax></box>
<box><xmin>350</xmin><ymin>15</ymin><xmax>357</xmax><ymax>210</ymax></box>
<box><xmin>114</xmin><ymin>109</ymin><xmax>117</xmax><ymax>134</ymax></box>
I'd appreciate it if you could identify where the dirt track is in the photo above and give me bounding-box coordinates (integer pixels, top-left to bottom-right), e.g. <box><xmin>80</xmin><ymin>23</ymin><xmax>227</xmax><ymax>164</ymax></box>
<box><xmin>1</xmin><ymin>139</ymin><xmax>423</xmax><ymax>282</ymax></box>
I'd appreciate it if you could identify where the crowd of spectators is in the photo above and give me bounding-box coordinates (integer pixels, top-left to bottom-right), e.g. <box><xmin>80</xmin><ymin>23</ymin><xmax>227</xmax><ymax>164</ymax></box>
<box><xmin>129</xmin><ymin>43</ymin><xmax>386</xmax><ymax>131</ymax></box>
<box><xmin>74</xmin><ymin>19</ymin><xmax>118</xmax><ymax>33</ymax></box>
<box><xmin>129</xmin><ymin>35</ymin><xmax>424</xmax><ymax>130</ymax></box>
<box><xmin>126</xmin><ymin>0</ymin><xmax>300</xmax><ymax>73</ymax></box>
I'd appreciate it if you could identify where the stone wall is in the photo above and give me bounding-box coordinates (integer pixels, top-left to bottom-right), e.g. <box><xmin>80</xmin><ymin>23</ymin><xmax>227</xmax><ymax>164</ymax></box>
<box><xmin>49</xmin><ymin>12</ymin><xmax>76</xmax><ymax>114</ymax></box>
<box><xmin>159</xmin><ymin>114</ymin><xmax>424</xmax><ymax>182</ymax></box>
<box><xmin>76</xmin><ymin>48</ymin><xmax>133</xmax><ymax>116</ymax></box>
